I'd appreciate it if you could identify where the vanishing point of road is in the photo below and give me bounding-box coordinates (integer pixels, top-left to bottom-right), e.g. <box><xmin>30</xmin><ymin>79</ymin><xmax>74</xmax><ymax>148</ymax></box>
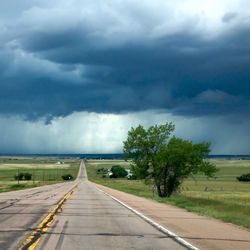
<box><xmin>0</xmin><ymin>161</ymin><xmax>186</xmax><ymax>250</ymax></box>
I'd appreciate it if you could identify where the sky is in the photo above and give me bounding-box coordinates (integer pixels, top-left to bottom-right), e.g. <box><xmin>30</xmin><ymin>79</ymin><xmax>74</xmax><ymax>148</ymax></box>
<box><xmin>0</xmin><ymin>0</ymin><xmax>249</xmax><ymax>154</ymax></box>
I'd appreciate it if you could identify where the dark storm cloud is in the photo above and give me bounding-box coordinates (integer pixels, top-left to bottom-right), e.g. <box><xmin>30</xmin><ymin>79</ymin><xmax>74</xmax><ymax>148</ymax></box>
<box><xmin>0</xmin><ymin>0</ymin><xmax>250</xmax><ymax>121</ymax></box>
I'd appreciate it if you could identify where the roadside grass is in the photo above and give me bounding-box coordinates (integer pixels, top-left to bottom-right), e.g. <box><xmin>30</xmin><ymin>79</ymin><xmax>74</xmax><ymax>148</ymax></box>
<box><xmin>86</xmin><ymin>159</ymin><xmax>250</xmax><ymax>229</ymax></box>
<box><xmin>0</xmin><ymin>157</ymin><xmax>80</xmax><ymax>192</ymax></box>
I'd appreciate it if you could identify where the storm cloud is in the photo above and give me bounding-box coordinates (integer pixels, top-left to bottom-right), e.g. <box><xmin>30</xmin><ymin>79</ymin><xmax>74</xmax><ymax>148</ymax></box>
<box><xmin>0</xmin><ymin>0</ymin><xmax>250</xmax><ymax>120</ymax></box>
<box><xmin>0</xmin><ymin>1</ymin><xmax>250</xmax><ymax>153</ymax></box>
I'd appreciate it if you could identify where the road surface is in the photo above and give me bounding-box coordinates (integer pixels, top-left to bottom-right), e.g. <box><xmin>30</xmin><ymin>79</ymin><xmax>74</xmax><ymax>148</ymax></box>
<box><xmin>0</xmin><ymin>161</ymin><xmax>185</xmax><ymax>250</ymax></box>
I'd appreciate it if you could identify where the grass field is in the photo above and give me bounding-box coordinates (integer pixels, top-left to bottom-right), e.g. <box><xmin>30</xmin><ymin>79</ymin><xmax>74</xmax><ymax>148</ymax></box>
<box><xmin>85</xmin><ymin>159</ymin><xmax>250</xmax><ymax>229</ymax></box>
<box><xmin>0</xmin><ymin>157</ymin><xmax>80</xmax><ymax>192</ymax></box>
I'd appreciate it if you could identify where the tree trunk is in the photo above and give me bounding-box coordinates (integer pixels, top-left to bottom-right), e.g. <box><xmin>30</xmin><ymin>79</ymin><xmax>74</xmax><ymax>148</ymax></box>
<box><xmin>154</xmin><ymin>165</ymin><xmax>168</xmax><ymax>197</ymax></box>
<box><xmin>166</xmin><ymin>175</ymin><xmax>177</xmax><ymax>197</ymax></box>
<box><xmin>163</xmin><ymin>166</ymin><xmax>168</xmax><ymax>197</ymax></box>
<box><xmin>155</xmin><ymin>165</ymin><xmax>175</xmax><ymax>198</ymax></box>
<box><xmin>156</xmin><ymin>183</ymin><xmax>163</xmax><ymax>197</ymax></box>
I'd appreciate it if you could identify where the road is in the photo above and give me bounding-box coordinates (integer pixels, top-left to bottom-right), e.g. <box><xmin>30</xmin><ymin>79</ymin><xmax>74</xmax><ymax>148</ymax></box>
<box><xmin>0</xmin><ymin>161</ymin><xmax>185</xmax><ymax>250</ymax></box>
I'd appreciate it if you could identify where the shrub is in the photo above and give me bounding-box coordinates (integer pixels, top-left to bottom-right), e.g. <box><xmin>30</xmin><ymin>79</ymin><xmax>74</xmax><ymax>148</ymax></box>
<box><xmin>127</xmin><ymin>174</ymin><xmax>137</xmax><ymax>180</ymax></box>
<box><xmin>62</xmin><ymin>174</ymin><xmax>73</xmax><ymax>181</ymax></box>
<box><xmin>24</xmin><ymin>173</ymin><xmax>32</xmax><ymax>180</ymax></box>
<box><xmin>97</xmin><ymin>168</ymin><xmax>108</xmax><ymax>174</ymax></box>
<box><xmin>237</xmin><ymin>173</ymin><xmax>250</xmax><ymax>182</ymax></box>
<box><xmin>14</xmin><ymin>172</ymin><xmax>32</xmax><ymax>181</ymax></box>
<box><xmin>14</xmin><ymin>172</ymin><xmax>24</xmax><ymax>181</ymax></box>
<box><xmin>110</xmin><ymin>165</ymin><xmax>127</xmax><ymax>178</ymax></box>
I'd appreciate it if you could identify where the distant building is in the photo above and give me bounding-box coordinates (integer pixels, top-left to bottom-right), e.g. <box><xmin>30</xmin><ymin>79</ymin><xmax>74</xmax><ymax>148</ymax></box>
<box><xmin>56</xmin><ymin>161</ymin><xmax>64</xmax><ymax>165</ymax></box>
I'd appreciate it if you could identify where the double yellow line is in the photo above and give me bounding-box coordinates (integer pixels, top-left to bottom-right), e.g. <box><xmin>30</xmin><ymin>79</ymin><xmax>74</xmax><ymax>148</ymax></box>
<box><xmin>19</xmin><ymin>183</ymin><xmax>79</xmax><ymax>250</ymax></box>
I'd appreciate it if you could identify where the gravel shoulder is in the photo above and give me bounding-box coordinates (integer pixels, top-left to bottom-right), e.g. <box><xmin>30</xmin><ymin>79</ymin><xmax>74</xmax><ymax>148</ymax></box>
<box><xmin>94</xmin><ymin>183</ymin><xmax>250</xmax><ymax>250</ymax></box>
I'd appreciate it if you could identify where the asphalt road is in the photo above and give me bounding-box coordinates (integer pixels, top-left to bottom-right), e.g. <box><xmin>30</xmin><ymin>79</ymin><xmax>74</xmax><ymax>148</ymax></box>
<box><xmin>0</xmin><ymin>178</ymin><xmax>78</xmax><ymax>249</ymax></box>
<box><xmin>0</xmin><ymin>161</ymin><xmax>185</xmax><ymax>250</ymax></box>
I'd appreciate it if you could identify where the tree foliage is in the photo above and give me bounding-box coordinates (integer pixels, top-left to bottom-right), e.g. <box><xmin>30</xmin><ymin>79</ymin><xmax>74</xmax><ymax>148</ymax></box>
<box><xmin>110</xmin><ymin>165</ymin><xmax>128</xmax><ymax>178</ymax></box>
<box><xmin>237</xmin><ymin>173</ymin><xmax>250</xmax><ymax>182</ymax></box>
<box><xmin>123</xmin><ymin>123</ymin><xmax>217</xmax><ymax>197</ymax></box>
<box><xmin>14</xmin><ymin>172</ymin><xmax>32</xmax><ymax>181</ymax></box>
<box><xmin>62</xmin><ymin>174</ymin><xmax>73</xmax><ymax>180</ymax></box>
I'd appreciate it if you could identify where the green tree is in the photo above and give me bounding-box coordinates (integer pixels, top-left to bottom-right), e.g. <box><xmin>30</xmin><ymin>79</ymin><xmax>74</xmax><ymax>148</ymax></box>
<box><xmin>123</xmin><ymin>123</ymin><xmax>217</xmax><ymax>197</ymax></box>
<box><xmin>110</xmin><ymin>165</ymin><xmax>128</xmax><ymax>178</ymax></box>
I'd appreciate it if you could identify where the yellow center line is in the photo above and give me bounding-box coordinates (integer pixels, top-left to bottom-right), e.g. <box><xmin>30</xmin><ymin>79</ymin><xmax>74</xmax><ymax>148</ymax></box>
<box><xmin>19</xmin><ymin>183</ymin><xmax>79</xmax><ymax>250</ymax></box>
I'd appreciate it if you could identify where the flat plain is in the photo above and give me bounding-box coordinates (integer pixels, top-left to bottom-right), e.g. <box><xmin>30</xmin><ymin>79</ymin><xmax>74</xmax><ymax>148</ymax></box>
<box><xmin>0</xmin><ymin>157</ymin><xmax>80</xmax><ymax>192</ymax></box>
<box><xmin>86</xmin><ymin>159</ymin><xmax>250</xmax><ymax>229</ymax></box>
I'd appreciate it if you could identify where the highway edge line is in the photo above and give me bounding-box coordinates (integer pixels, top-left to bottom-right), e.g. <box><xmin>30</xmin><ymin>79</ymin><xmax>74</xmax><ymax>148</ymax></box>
<box><xmin>18</xmin><ymin>183</ymin><xmax>79</xmax><ymax>250</ymax></box>
<box><xmin>95</xmin><ymin>186</ymin><xmax>199</xmax><ymax>250</ymax></box>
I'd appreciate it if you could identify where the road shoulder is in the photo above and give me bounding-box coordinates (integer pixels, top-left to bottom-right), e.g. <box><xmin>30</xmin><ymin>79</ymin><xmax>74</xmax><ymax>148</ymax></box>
<box><xmin>93</xmin><ymin>182</ymin><xmax>250</xmax><ymax>250</ymax></box>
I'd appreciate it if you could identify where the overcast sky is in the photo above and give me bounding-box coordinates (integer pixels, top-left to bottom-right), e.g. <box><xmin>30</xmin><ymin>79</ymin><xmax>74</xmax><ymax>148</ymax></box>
<box><xmin>0</xmin><ymin>0</ymin><xmax>249</xmax><ymax>154</ymax></box>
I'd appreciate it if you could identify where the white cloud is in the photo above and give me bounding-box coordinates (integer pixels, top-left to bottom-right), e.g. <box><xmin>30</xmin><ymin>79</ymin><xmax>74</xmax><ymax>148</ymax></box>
<box><xmin>3</xmin><ymin>0</ymin><xmax>249</xmax><ymax>47</ymax></box>
<box><xmin>0</xmin><ymin>111</ymin><xmax>249</xmax><ymax>154</ymax></box>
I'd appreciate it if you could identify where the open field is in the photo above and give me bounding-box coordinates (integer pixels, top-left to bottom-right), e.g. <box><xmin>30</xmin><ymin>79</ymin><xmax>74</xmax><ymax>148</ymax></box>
<box><xmin>0</xmin><ymin>157</ymin><xmax>80</xmax><ymax>192</ymax></box>
<box><xmin>86</xmin><ymin>159</ymin><xmax>250</xmax><ymax>229</ymax></box>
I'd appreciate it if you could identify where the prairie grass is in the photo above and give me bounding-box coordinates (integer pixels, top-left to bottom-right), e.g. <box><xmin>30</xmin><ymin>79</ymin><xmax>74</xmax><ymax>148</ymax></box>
<box><xmin>86</xmin><ymin>159</ymin><xmax>250</xmax><ymax>229</ymax></box>
<box><xmin>0</xmin><ymin>157</ymin><xmax>80</xmax><ymax>192</ymax></box>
